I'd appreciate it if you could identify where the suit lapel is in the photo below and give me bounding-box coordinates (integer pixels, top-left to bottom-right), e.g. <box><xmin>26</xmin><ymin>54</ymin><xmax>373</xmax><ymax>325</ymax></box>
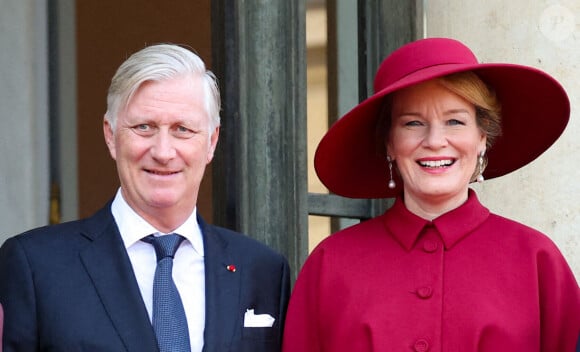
<box><xmin>79</xmin><ymin>206</ymin><xmax>158</xmax><ymax>352</ymax></box>
<box><xmin>200</xmin><ymin>217</ymin><xmax>241</xmax><ymax>352</ymax></box>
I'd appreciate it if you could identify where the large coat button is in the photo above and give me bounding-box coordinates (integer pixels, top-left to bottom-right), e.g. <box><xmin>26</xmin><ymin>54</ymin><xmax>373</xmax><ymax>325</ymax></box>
<box><xmin>416</xmin><ymin>286</ymin><xmax>433</xmax><ymax>299</ymax></box>
<box><xmin>414</xmin><ymin>338</ymin><xmax>430</xmax><ymax>351</ymax></box>
<box><xmin>422</xmin><ymin>240</ymin><xmax>438</xmax><ymax>253</ymax></box>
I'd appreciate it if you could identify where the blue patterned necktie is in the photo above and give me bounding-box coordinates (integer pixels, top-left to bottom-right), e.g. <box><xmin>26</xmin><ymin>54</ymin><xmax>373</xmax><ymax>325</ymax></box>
<box><xmin>143</xmin><ymin>234</ymin><xmax>191</xmax><ymax>352</ymax></box>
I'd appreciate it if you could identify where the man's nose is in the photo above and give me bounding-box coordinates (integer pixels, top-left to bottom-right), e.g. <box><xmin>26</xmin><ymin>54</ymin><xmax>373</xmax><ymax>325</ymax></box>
<box><xmin>150</xmin><ymin>132</ymin><xmax>177</xmax><ymax>162</ymax></box>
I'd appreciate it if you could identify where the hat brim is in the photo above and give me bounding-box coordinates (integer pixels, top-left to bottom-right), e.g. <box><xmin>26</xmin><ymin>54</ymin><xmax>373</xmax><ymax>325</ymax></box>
<box><xmin>314</xmin><ymin>63</ymin><xmax>570</xmax><ymax>199</ymax></box>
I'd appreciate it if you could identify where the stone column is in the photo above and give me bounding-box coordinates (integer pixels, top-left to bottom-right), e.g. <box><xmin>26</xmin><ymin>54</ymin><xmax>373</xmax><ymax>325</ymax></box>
<box><xmin>0</xmin><ymin>0</ymin><xmax>50</xmax><ymax>240</ymax></box>
<box><xmin>211</xmin><ymin>0</ymin><xmax>309</xmax><ymax>278</ymax></box>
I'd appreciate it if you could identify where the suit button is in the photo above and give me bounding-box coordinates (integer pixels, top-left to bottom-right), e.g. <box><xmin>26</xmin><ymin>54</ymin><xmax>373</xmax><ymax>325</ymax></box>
<box><xmin>414</xmin><ymin>338</ymin><xmax>430</xmax><ymax>351</ymax></box>
<box><xmin>422</xmin><ymin>240</ymin><xmax>438</xmax><ymax>252</ymax></box>
<box><xmin>416</xmin><ymin>286</ymin><xmax>433</xmax><ymax>299</ymax></box>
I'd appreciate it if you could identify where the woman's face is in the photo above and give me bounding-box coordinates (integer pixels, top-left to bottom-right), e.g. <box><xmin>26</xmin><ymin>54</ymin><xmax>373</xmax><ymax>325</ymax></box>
<box><xmin>387</xmin><ymin>79</ymin><xmax>486</xmax><ymax>217</ymax></box>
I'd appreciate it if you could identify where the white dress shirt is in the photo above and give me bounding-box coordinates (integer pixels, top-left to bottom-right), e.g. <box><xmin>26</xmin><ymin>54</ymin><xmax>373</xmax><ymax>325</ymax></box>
<box><xmin>111</xmin><ymin>189</ymin><xmax>205</xmax><ymax>351</ymax></box>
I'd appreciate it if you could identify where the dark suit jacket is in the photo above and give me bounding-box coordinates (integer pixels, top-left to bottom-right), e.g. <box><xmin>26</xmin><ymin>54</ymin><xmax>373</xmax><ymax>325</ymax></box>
<box><xmin>0</xmin><ymin>302</ymin><xmax>3</xmax><ymax>352</ymax></box>
<box><xmin>0</xmin><ymin>203</ymin><xmax>290</xmax><ymax>352</ymax></box>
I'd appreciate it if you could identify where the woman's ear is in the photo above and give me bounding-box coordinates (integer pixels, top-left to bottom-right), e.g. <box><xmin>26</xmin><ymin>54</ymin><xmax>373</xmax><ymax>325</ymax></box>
<box><xmin>479</xmin><ymin>131</ymin><xmax>487</xmax><ymax>154</ymax></box>
<box><xmin>385</xmin><ymin>141</ymin><xmax>394</xmax><ymax>161</ymax></box>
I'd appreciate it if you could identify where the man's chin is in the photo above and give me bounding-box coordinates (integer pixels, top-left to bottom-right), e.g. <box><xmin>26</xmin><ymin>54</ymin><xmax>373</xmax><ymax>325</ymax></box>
<box><xmin>145</xmin><ymin>194</ymin><xmax>195</xmax><ymax>211</ymax></box>
<box><xmin>147</xmin><ymin>199</ymin><xmax>179</xmax><ymax>209</ymax></box>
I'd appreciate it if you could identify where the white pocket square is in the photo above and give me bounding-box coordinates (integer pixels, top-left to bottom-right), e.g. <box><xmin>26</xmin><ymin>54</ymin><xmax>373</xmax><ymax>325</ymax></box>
<box><xmin>243</xmin><ymin>309</ymin><xmax>275</xmax><ymax>327</ymax></box>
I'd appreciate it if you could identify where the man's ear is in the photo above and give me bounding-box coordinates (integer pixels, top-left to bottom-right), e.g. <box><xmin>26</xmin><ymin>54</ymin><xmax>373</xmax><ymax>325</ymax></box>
<box><xmin>206</xmin><ymin>126</ymin><xmax>220</xmax><ymax>164</ymax></box>
<box><xmin>103</xmin><ymin>116</ymin><xmax>117</xmax><ymax>160</ymax></box>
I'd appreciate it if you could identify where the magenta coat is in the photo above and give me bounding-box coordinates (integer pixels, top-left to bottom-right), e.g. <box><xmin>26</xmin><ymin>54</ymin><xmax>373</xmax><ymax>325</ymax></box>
<box><xmin>283</xmin><ymin>190</ymin><xmax>580</xmax><ymax>351</ymax></box>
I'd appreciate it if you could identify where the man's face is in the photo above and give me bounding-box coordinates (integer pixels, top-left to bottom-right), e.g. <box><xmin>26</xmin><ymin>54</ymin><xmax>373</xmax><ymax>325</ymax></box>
<box><xmin>104</xmin><ymin>75</ymin><xmax>219</xmax><ymax>225</ymax></box>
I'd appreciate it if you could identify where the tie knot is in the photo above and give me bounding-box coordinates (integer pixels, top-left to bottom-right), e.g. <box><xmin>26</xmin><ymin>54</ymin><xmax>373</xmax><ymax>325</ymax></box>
<box><xmin>144</xmin><ymin>234</ymin><xmax>185</xmax><ymax>261</ymax></box>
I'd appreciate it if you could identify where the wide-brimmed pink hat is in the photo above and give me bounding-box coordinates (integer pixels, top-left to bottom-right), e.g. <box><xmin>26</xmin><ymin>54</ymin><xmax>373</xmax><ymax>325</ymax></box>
<box><xmin>314</xmin><ymin>37</ymin><xmax>570</xmax><ymax>199</ymax></box>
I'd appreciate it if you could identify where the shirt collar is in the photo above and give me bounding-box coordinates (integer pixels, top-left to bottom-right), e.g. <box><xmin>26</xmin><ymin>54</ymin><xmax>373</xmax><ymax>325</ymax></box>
<box><xmin>111</xmin><ymin>188</ymin><xmax>204</xmax><ymax>256</ymax></box>
<box><xmin>381</xmin><ymin>189</ymin><xmax>490</xmax><ymax>251</ymax></box>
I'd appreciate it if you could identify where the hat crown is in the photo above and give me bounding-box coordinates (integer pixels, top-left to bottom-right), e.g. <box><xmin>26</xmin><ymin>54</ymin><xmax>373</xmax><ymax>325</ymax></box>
<box><xmin>374</xmin><ymin>38</ymin><xmax>479</xmax><ymax>93</ymax></box>
<box><xmin>316</xmin><ymin>37</ymin><xmax>569</xmax><ymax>199</ymax></box>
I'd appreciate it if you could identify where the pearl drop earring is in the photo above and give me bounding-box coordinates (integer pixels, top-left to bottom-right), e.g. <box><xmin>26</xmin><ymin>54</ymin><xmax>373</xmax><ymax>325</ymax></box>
<box><xmin>387</xmin><ymin>156</ymin><xmax>396</xmax><ymax>189</ymax></box>
<box><xmin>476</xmin><ymin>152</ymin><xmax>485</xmax><ymax>183</ymax></box>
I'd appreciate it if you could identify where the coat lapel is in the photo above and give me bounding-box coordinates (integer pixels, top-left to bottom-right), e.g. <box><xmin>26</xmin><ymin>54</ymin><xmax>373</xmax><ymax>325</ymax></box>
<box><xmin>200</xmin><ymin>217</ymin><xmax>242</xmax><ymax>352</ymax></box>
<box><xmin>79</xmin><ymin>206</ymin><xmax>158</xmax><ymax>352</ymax></box>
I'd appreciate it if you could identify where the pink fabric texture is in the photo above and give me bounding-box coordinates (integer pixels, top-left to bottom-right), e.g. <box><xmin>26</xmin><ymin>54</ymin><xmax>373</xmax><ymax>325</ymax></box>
<box><xmin>283</xmin><ymin>191</ymin><xmax>580</xmax><ymax>351</ymax></box>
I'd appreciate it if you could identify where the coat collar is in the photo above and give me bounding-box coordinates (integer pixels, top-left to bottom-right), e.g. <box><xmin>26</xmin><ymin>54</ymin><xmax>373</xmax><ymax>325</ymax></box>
<box><xmin>198</xmin><ymin>216</ymin><xmax>241</xmax><ymax>352</ymax></box>
<box><xmin>382</xmin><ymin>189</ymin><xmax>490</xmax><ymax>251</ymax></box>
<box><xmin>78</xmin><ymin>203</ymin><xmax>159</xmax><ymax>352</ymax></box>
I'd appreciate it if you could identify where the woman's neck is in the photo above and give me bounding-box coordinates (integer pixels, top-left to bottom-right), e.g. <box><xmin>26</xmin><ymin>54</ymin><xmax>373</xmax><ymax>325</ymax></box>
<box><xmin>403</xmin><ymin>190</ymin><xmax>469</xmax><ymax>221</ymax></box>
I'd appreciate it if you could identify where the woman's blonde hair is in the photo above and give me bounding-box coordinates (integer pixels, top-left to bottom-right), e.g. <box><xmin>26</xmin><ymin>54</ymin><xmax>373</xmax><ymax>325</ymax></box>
<box><xmin>439</xmin><ymin>71</ymin><xmax>502</xmax><ymax>151</ymax></box>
